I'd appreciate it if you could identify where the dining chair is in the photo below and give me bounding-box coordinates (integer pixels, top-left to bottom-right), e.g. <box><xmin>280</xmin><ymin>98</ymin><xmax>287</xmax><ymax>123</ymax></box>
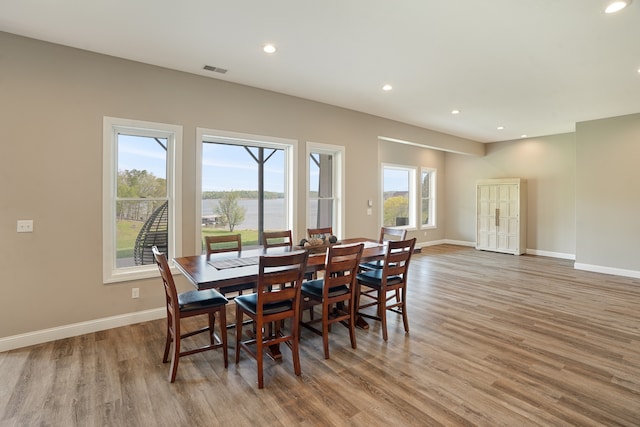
<box><xmin>355</xmin><ymin>238</ymin><xmax>416</xmax><ymax>341</ymax></box>
<box><xmin>152</xmin><ymin>246</ymin><xmax>229</xmax><ymax>383</ymax></box>
<box><xmin>307</xmin><ymin>226</ymin><xmax>333</xmax><ymax>239</ymax></box>
<box><xmin>205</xmin><ymin>234</ymin><xmax>254</xmax><ymax>297</ymax></box>
<box><xmin>205</xmin><ymin>234</ymin><xmax>242</xmax><ymax>255</ymax></box>
<box><xmin>262</xmin><ymin>230</ymin><xmax>293</xmax><ymax>249</ymax></box>
<box><xmin>300</xmin><ymin>243</ymin><xmax>364</xmax><ymax>359</ymax></box>
<box><xmin>359</xmin><ymin>227</ymin><xmax>408</xmax><ymax>271</ymax></box>
<box><xmin>359</xmin><ymin>227</ymin><xmax>408</xmax><ymax>305</ymax></box>
<box><xmin>234</xmin><ymin>250</ymin><xmax>309</xmax><ymax>389</ymax></box>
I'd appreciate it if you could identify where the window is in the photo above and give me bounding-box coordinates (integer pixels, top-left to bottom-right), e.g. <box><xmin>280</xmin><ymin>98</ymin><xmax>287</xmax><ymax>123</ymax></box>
<box><xmin>196</xmin><ymin>129</ymin><xmax>296</xmax><ymax>253</ymax></box>
<box><xmin>382</xmin><ymin>164</ymin><xmax>416</xmax><ymax>228</ymax></box>
<box><xmin>103</xmin><ymin>117</ymin><xmax>182</xmax><ymax>283</ymax></box>
<box><xmin>421</xmin><ymin>168</ymin><xmax>436</xmax><ymax>228</ymax></box>
<box><xmin>307</xmin><ymin>142</ymin><xmax>344</xmax><ymax>238</ymax></box>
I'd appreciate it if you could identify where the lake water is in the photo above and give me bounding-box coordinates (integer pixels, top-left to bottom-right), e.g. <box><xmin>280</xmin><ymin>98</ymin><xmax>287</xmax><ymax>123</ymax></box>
<box><xmin>202</xmin><ymin>199</ymin><xmax>287</xmax><ymax>229</ymax></box>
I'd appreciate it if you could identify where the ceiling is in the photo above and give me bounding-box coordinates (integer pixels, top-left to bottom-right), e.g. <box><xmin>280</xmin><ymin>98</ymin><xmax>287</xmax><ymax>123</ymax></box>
<box><xmin>2</xmin><ymin>0</ymin><xmax>639</xmax><ymax>143</ymax></box>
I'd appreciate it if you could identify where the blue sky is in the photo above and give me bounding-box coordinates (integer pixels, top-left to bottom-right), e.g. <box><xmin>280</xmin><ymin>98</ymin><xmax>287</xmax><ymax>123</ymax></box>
<box><xmin>119</xmin><ymin>136</ymin><xmax>407</xmax><ymax>193</ymax></box>
<box><xmin>118</xmin><ymin>136</ymin><xmax>287</xmax><ymax>192</ymax></box>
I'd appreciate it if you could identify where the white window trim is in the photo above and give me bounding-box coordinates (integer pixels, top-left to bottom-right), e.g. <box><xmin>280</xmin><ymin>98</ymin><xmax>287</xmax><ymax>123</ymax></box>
<box><xmin>306</xmin><ymin>141</ymin><xmax>345</xmax><ymax>239</ymax></box>
<box><xmin>421</xmin><ymin>167</ymin><xmax>437</xmax><ymax>229</ymax></box>
<box><xmin>102</xmin><ymin>117</ymin><xmax>182</xmax><ymax>283</ymax></box>
<box><xmin>380</xmin><ymin>163</ymin><xmax>417</xmax><ymax>230</ymax></box>
<box><xmin>196</xmin><ymin>128</ymin><xmax>298</xmax><ymax>254</ymax></box>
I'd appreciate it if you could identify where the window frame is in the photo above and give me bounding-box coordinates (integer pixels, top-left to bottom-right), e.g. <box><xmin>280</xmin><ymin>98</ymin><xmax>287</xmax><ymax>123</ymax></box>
<box><xmin>196</xmin><ymin>128</ymin><xmax>298</xmax><ymax>254</ymax></box>
<box><xmin>420</xmin><ymin>167</ymin><xmax>437</xmax><ymax>229</ymax></box>
<box><xmin>102</xmin><ymin>117</ymin><xmax>182</xmax><ymax>284</ymax></box>
<box><xmin>381</xmin><ymin>163</ymin><xmax>417</xmax><ymax>230</ymax></box>
<box><xmin>306</xmin><ymin>141</ymin><xmax>345</xmax><ymax>239</ymax></box>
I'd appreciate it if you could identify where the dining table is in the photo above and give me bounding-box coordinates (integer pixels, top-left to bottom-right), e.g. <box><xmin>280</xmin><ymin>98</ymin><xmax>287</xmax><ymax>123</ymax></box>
<box><xmin>173</xmin><ymin>237</ymin><xmax>385</xmax><ymax>292</ymax></box>
<box><xmin>173</xmin><ymin>237</ymin><xmax>385</xmax><ymax>359</ymax></box>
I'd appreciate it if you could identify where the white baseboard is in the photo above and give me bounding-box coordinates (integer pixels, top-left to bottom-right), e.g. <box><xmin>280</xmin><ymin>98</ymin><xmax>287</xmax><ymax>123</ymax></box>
<box><xmin>574</xmin><ymin>263</ymin><xmax>640</xmax><ymax>279</ymax></box>
<box><xmin>0</xmin><ymin>307</ymin><xmax>165</xmax><ymax>353</ymax></box>
<box><xmin>526</xmin><ymin>248</ymin><xmax>576</xmax><ymax>260</ymax></box>
<box><xmin>443</xmin><ymin>239</ymin><xmax>476</xmax><ymax>247</ymax></box>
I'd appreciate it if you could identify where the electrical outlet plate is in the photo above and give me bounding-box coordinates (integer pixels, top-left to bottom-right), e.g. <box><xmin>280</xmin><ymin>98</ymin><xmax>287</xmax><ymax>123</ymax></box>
<box><xmin>17</xmin><ymin>220</ymin><xmax>33</xmax><ymax>233</ymax></box>
<box><xmin>132</xmin><ymin>288</ymin><xmax>139</xmax><ymax>298</ymax></box>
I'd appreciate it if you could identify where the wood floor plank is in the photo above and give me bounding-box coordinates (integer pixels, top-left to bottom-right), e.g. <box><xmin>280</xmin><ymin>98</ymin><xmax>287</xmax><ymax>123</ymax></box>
<box><xmin>2</xmin><ymin>245</ymin><xmax>640</xmax><ymax>426</ymax></box>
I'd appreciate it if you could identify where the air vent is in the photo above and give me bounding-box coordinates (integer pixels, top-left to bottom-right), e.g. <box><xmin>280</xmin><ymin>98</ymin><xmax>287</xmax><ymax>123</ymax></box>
<box><xmin>203</xmin><ymin>65</ymin><xmax>228</xmax><ymax>74</ymax></box>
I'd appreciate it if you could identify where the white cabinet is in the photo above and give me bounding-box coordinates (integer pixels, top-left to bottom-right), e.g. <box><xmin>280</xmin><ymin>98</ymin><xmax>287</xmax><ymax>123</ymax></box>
<box><xmin>476</xmin><ymin>178</ymin><xmax>527</xmax><ymax>255</ymax></box>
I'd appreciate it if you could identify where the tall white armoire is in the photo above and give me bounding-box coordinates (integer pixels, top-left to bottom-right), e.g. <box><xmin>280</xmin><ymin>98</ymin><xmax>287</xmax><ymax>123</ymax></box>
<box><xmin>476</xmin><ymin>178</ymin><xmax>527</xmax><ymax>255</ymax></box>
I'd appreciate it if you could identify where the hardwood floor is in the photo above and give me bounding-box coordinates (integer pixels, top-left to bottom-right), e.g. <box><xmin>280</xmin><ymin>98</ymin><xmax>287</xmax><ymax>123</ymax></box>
<box><xmin>1</xmin><ymin>245</ymin><xmax>639</xmax><ymax>426</ymax></box>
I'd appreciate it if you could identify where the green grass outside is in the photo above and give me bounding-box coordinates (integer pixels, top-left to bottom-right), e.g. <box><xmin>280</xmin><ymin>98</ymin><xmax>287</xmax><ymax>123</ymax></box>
<box><xmin>116</xmin><ymin>220</ymin><xmax>265</xmax><ymax>259</ymax></box>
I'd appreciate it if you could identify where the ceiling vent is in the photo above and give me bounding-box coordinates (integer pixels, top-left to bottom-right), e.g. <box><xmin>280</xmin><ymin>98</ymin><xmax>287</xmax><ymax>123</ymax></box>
<box><xmin>203</xmin><ymin>65</ymin><xmax>228</xmax><ymax>74</ymax></box>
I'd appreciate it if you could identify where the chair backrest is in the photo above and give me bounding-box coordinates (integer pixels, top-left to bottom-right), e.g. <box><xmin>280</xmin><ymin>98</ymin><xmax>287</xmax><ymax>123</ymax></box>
<box><xmin>257</xmin><ymin>250</ymin><xmax>309</xmax><ymax>312</ymax></box>
<box><xmin>382</xmin><ymin>238</ymin><xmax>417</xmax><ymax>284</ymax></box>
<box><xmin>152</xmin><ymin>246</ymin><xmax>179</xmax><ymax>315</ymax></box>
<box><xmin>263</xmin><ymin>230</ymin><xmax>293</xmax><ymax>249</ymax></box>
<box><xmin>307</xmin><ymin>226</ymin><xmax>333</xmax><ymax>239</ymax></box>
<box><xmin>379</xmin><ymin>226</ymin><xmax>407</xmax><ymax>243</ymax></box>
<box><xmin>205</xmin><ymin>234</ymin><xmax>242</xmax><ymax>259</ymax></box>
<box><xmin>323</xmin><ymin>243</ymin><xmax>364</xmax><ymax>297</ymax></box>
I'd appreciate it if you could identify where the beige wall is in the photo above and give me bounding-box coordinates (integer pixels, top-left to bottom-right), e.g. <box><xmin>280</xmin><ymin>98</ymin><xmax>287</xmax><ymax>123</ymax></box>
<box><xmin>444</xmin><ymin>133</ymin><xmax>577</xmax><ymax>257</ymax></box>
<box><xmin>575</xmin><ymin>113</ymin><xmax>640</xmax><ymax>272</ymax></box>
<box><xmin>0</xmin><ymin>32</ymin><xmax>480</xmax><ymax>339</ymax></box>
<box><xmin>378</xmin><ymin>140</ymin><xmax>447</xmax><ymax>242</ymax></box>
<box><xmin>2</xmin><ymin>31</ymin><xmax>639</xmax><ymax>344</ymax></box>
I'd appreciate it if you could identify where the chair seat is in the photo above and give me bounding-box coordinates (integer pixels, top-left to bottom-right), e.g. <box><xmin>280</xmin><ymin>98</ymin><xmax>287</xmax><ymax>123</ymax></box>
<box><xmin>302</xmin><ymin>279</ymin><xmax>349</xmax><ymax>299</ymax></box>
<box><xmin>235</xmin><ymin>293</ymin><xmax>293</xmax><ymax>315</ymax></box>
<box><xmin>178</xmin><ymin>289</ymin><xmax>228</xmax><ymax>311</ymax></box>
<box><xmin>356</xmin><ymin>269</ymin><xmax>403</xmax><ymax>288</ymax></box>
<box><xmin>359</xmin><ymin>260</ymin><xmax>383</xmax><ymax>270</ymax></box>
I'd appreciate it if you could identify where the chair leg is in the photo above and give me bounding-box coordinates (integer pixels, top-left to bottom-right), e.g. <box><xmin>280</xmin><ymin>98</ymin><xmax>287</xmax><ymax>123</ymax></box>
<box><xmin>219</xmin><ymin>309</ymin><xmax>228</xmax><ymax>368</ymax></box>
<box><xmin>322</xmin><ymin>304</ymin><xmax>330</xmax><ymax>359</ymax></box>
<box><xmin>291</xmin><ymin>317</ymin><xmax>301</xmax><ymax>377</ymax></box>
<box><xmin>209</xmin><ymin>312</ymin><xmax>216</xmax><ymax>346</ymax></box>
<box><xmin>380</xmin><ymin>293</ymin><xmax>388</xmax><ymax>342</ymax></box>
<box><xmin>163</xmin><ymin>316</ymin><xmax>172</xmax><ymax>363</ymax></box>
<box><xmin>235</xmin><ymin>306</ymin><xmax>242</xmax><ymax>364</ymax></box>
<box><xmin>169</xmin><ymin>329</ymin><xmax>180</xmax><ymax>383</ymax></box>
<box><xmin>256</xmin><ymin>321</ymin><xmax>264</xmax><ymax>389</ymax></box>
<box><xmin>401</xmin><ymin>288</ymin><xmax>409</xmax><ymax>334</ymax></box>
<box><xmin>348</xmin><ymin>298</ymin><xmax>357</xmax><ymax>350</ymax></box>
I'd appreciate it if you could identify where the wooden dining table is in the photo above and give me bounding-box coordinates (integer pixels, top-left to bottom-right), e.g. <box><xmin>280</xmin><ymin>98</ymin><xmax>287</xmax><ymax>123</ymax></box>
<box><xmin>173</xmin><ymin>237</ymin><xmax>384</xmax><ymax>359</ymax></box>
<box><xmin>173</xmin><ymin>237</ymin><xmax>385</xmax><ymax>292</ymax></box>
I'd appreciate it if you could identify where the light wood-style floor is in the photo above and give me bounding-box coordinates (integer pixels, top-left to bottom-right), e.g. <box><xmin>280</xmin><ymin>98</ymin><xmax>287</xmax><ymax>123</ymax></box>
<box><xmin>1</xmin><ymin>245</ymin><xmax>639</xmax><ymax>426</ymax></box>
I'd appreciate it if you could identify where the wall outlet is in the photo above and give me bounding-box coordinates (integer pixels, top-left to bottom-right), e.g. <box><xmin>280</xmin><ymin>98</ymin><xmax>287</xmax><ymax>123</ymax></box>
<box><xmin>132</xmin><ymin>288</ymin><xmax>139</xmax><ymax>299</ymax></box>
<box><xmin>17</xmin><ymin>220</ymin><xmax>34</xmax><ymax>233</ymax></box>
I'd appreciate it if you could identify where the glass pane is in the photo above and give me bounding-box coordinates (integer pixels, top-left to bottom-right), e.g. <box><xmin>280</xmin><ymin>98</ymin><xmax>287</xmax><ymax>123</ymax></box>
<box><xmin>422</xmin><ymin>171</ymin><xmax>430</xmax><ymax>198</ymax></box>
<box><xmin>309</xmin><ymin>152</ymin><xmax>334</xmax><ymax>229</ymax></box>
<box><xmin>383</xmin><ymin>168</ymin><xmax>409</xmax><ymax>227</ymax></box>
<box><xmin>117</xmin><ymin>134</ymin><xmax>167</xmax><ymax>198</ymax></box>
<box><xmin>116</xmin><ymin>200</ymin><xmax>168</xmax><ymax>267</ymax></box>
<box><xmin>201</xmin><ymin>142</ymin><xmax>285</xmax><ymax>249</ymax></box>
<box><xmin>422</xmin><ymin>199</ymin><xmax>430</xmax><ymax>225</ymax></box>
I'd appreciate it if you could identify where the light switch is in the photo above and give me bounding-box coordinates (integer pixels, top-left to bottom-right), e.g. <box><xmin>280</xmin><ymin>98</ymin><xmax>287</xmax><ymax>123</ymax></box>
<box><xmin>367</xmin><ymin>199</ymin><xmax>373</xmax><ymax>207</ymax></box>
<box><xmin>17</xmin><ymin>220</ymin><xmax>34</xmax><ymax>233</ymax></box>
<box><xmin>367</xmin><ymin>208</ymin><xmax>372</xmax><ymax>216</ymax></box>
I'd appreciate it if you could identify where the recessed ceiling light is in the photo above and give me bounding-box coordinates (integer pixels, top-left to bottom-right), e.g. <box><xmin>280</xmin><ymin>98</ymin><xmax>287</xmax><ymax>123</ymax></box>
<box><xmin>521</xmin><ymin>134</ymin><xmax>528</xmax><ymax>138</ymax></box>
<box><xmin>604</xmin><ymin>0</ymin><xmax>631</xmax><ymax>13</ymax></box>
<box><xmin>497</xmin><ymin>126</ymin><xmax>505</xmax><ymax>130</ymax></box>
<box><xmin>263</xmin><ymin>44</ymin><xmax>276</xmax><ymax>54</ymax></box>
<box><xmin>451</xmin><ymin>109</ymin><xmax>460</xmax><ymax>115</ymax></box>
<box><xmin>382</xmin><ymin>84</ymin><xmax>393</xmax><ymax>91</ymax></box>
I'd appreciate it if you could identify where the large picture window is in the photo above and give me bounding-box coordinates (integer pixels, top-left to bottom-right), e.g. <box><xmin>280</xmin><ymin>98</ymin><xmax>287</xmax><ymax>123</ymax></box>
<box><xmin>307</xmin><ymin>142</ymin><xmax>344</xmax><ymax>238</ymax></box>
<box><xmin>196</xmin><ymin>129</ymin><xmax>296</xmax><ymax>253</ymax></box>
<box><xmin>103</xmin><ymin>117</ymin><xmax>182</xmax><ymax>283</ymax></box>
<box><xmin>382</xmin><ymin>164</ymin><xmax>416</xmax><ymax>229</ymax></box>
<box><xmin>421</xmin><ymin>168</ymin><xmax>436</xmax><ymax>228</ymax></box>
